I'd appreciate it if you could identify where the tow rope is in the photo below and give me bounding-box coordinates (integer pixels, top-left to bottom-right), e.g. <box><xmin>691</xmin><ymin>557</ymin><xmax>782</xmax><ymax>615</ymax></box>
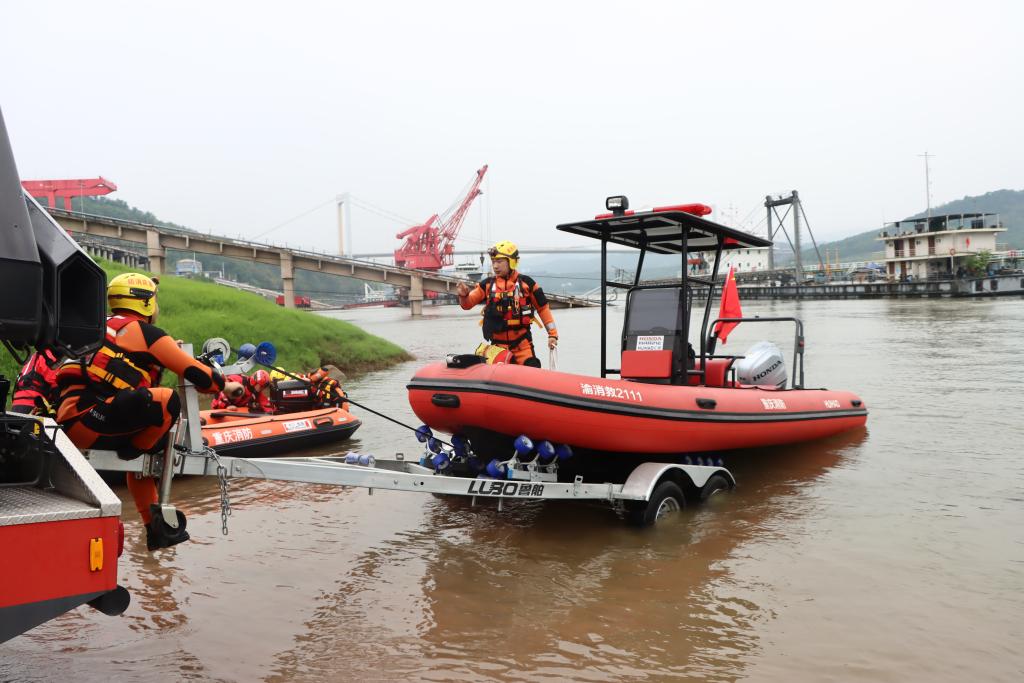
<box><xmin>257</xmin><ymin>361</ymin><xmax>453</xmax><ymax>447</ymax></box>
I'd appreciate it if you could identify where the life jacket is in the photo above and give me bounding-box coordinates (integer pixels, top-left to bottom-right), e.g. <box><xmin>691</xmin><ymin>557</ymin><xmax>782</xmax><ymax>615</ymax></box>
<box><xmin>481</xmin><ymin>274</ymin><xmax>536</xmax><ymax>343</ymax></box>
<box><xmin>211</xmin><ymin>374</ymin><xmax>250</xmax><ymax>410</ymax></box>
<box><xmin>474</xmin><ymin>342</ymin><xmax>515</xmax><ymax>365</ymax></box>
<box><xmin>13</xmin><ymin>349</ymin><xmax>60</xmax><ymax>413</ymax></box>
<box><xmin>57</xmin><ymin>315</ymin><xmax>161</xmax><ymax>398</ymax></box>
<box><xmin>247</xmin><ymin>386</ymin><xmax>274</xmax><ymax>413</ymax></box>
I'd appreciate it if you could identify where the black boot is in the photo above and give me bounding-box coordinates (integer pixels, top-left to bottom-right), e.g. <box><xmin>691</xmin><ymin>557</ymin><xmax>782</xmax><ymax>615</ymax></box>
<box><xmin>146</xmin><ymin>506</ymin><xmax>190</xmax><ymax>551</ymax></box>
<box><xmin>116</xmin><ymin>446</ymin><xmax>143</xmax><ymax>460</ymax></box>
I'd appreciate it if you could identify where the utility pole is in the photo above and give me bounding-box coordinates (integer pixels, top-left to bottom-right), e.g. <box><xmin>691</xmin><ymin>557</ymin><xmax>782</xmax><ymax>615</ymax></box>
<box><xmin>765</xmin><ymin>195</ymin><xmax>774</xmax><ymax>272</ymax></box>
<box><xmin>792</xmin><ymin>190</ymin><xmax>802</xmax><ymax>284</ymax></box>
<box><xmin>918</xmin><ymin>152</ymin><xmax>934</xmax><ymax>219</ymax></box>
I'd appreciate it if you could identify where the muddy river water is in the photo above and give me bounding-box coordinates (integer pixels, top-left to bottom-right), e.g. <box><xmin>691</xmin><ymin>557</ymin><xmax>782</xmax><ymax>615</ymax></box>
<box><xmin>2</xmin><ymin>298</ymin><xmax>1022</xmax><ymax>681</ymax></box>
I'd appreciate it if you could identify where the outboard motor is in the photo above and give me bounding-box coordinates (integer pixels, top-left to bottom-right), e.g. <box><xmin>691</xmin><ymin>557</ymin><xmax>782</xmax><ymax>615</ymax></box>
<box><xmin>734</xmin><ymin>341</ymin><xmax>787</xmax><ymax>388</ymax></box>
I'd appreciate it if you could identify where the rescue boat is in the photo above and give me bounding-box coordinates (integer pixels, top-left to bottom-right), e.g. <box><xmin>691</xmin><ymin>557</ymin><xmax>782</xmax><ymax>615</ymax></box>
<box><xmin>407</xmin><ymin>197</ymin><xmax>867</xmax><ymax>474</ymax></box>
<box><xmin>409</xmin><ymin>361</ymin><xmax>865</xmax><ymax>455</ymax></box>
<box><xmin>200</xmin><ymin>406</ymin><xmax>360</xmax><ymax>458</ymax></box>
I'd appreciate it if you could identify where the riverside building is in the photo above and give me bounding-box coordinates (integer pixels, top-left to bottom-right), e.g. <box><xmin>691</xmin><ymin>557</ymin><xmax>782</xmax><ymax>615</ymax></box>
<box><xmin>877</xmin><ymin>213</ymin><xmax>1006</xmax><ymax>281</ymax></box>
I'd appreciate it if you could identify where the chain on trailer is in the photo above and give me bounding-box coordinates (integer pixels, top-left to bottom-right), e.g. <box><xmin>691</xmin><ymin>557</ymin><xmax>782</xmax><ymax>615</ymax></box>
<box><xmin>206</xmin><ymin>446</ymin><xmax>231</xmax><ymax>535</ymax></box>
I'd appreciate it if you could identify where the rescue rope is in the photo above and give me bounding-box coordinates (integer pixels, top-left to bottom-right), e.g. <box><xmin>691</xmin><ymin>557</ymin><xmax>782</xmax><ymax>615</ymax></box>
<box><xmin>342</xmin><ymin>397</ymin><xmax>452</xmax><ymax>448</ymax></box>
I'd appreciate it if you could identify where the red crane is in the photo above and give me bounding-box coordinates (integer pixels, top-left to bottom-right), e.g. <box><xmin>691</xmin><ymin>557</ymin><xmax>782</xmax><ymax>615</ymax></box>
<box><xmin>21</xmin><ymin>176</ymin><xmax>117</xmax><ymax>210</ymax></box>
<box><xmin>394</xmin><ymin>165</ymin><xmax>488</xmax><ymax>270</ymax></box>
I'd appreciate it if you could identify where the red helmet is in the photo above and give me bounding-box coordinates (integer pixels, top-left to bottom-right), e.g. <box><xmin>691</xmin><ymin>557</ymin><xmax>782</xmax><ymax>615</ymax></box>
<box><xmin>249</xmin><ymin>369</ymin><xmax>271</xmax><ymax>393</ymax></box>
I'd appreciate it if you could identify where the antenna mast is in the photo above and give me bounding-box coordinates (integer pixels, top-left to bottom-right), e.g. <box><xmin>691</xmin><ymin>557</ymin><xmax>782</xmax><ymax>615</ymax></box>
<box><xmin>918</xmin><ymin>152</ymin><xmax>934</xmax><ymax>219</ymax></box>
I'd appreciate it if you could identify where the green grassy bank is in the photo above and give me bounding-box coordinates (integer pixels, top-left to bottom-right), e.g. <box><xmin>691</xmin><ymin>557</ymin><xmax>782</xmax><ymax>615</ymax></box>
<box><xmin>2</xmin><ymin>261</ymin><xmax>411</xmax><ymax>403</ymax></box>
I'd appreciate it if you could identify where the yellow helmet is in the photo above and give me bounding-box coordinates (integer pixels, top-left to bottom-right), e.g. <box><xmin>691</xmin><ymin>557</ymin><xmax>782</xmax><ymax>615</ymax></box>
<box><xmin>487</xmin><ymin>240</ymin><xmax>519</xmax><ymax>270</ymax></box>
<box><xmin>269</xmin><ymin>367</ymin><xmax>290</xmax><ymax>382</ymax></box>
<box><xmin>107</xmin><ymin>272</ymin><xmax>158</xmax><ymax>317</ymax></box>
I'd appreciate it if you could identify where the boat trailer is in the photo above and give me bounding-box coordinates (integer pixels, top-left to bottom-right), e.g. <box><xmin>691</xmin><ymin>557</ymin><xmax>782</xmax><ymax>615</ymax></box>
<box><xmin>83</xmin><ymin>346</ymin><xmax>736</xmax><ymax>530</ymax></box>
<box><xmin>85</xmin><ymin>448</ymin><xmax>733</xmax><ymax>516</ymax></box>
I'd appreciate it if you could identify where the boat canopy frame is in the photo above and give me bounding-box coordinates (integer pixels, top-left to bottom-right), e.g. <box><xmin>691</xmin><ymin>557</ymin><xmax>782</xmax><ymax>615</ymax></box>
<box><xmin>556</xmin><ymin>205</ymin><xmax>772</xmax><ymax>382</ymax></box>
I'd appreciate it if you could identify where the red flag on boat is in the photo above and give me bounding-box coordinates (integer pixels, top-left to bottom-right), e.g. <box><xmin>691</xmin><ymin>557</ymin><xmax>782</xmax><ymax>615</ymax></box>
<box><xmin>713</xmin><ymin>267</ymin><xmax>741</xmax><ymax>344</ymax></box>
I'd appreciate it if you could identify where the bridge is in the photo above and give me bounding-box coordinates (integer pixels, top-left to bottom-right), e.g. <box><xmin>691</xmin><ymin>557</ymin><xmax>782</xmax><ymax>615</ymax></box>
<box><xmin>49</xmin><ymin>208</ymin><xmax>594</xmax><ymax>315</ymax></box>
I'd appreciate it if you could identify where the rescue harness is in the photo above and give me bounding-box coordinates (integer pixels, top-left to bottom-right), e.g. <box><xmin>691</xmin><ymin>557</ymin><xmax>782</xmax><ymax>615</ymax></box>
<box><xmin>57</xmin><ymin>315</ymin><xmax>161</xmax><ymax>400</ymax></box>
<box><xmin>480</xmin><ymin>274</ymin><xmax>541</xmax><ymax>348</ymax></box>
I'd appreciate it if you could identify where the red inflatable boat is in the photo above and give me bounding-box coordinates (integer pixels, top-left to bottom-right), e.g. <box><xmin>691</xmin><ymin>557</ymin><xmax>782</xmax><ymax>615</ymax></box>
<box><xmin>201</xmin><ymin>406</ymin><xmax>360</xmax><ymax>457</ymax></box>
<box><xmin>409</xmin><ymin>361</ymin><xmax>865</xmax><ymax>455</ymax></box>
<box><xmin>408</xmin><ymin>198</ymin><xmax>867</xmax><ymax>468</ymax></box>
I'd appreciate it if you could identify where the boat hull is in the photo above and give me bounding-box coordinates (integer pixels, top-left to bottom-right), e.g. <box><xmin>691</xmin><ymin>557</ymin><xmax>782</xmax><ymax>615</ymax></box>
<box><xmin>408</xmin><ymin>362</ymin><xmax>867</xmax><ymax>455</ymax></box>
<box><xmin>200</xmin><ymin>407</ymin><xmax>360</xmax><ymax>458</ymax></box>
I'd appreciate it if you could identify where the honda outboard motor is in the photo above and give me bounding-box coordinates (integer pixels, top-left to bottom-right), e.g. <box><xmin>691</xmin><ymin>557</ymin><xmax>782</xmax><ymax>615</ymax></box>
<box><xmin>734</xmin><ymin>341</ymin><xmax>787</xmax><ymax>388</ymax></box>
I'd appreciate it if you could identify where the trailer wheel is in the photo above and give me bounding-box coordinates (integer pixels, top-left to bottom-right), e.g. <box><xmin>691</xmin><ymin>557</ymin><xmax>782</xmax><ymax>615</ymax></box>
<box><xmin>627</xmin><ymin>480</ymin><xmax>686</xmax><ymax>526</ymax></box>
<box><xmin>700</xmin><ymin>473</ymin><xmax>731</xmax><ymax>502</ymax></box>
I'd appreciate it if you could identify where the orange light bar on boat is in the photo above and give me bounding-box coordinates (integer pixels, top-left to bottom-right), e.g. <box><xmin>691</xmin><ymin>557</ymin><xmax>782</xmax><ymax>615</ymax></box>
<box><xmin>594</xmin><ymin>202</ymin><xmax>713</xmax><ymax>220</ymax></box>
<box><xmin>653</xmin><ymin>203</ymin><xmax>712</xmax><ymax>216</ymax></box>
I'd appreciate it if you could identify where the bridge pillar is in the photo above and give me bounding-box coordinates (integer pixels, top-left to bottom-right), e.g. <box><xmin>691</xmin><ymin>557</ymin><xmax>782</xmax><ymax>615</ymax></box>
<box><xmin>146</xmin><ymin>230</ymin><xmax>165</xmax><ymax>275</ymax></box>
<box><xmin>409</xmin><ymin>274</ymin><xmax>424</xmax><ymax>317</ymax></box>
<box><xmin>280</xmin><ymin>252</ymin><xmax>296</xmax><ymax>309</ymax></box>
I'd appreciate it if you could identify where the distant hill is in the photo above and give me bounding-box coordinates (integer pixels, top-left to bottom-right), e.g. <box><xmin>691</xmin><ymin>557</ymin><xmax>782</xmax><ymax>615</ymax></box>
<box><xmin>800</xmin><ymin>188</ymin><xmax>1024</xmax><ymax>264</ymax></box>
<box><xmin>71</xmin><ymin>196</ymin><xmax>193</xmax><ymax>231</ymax></box>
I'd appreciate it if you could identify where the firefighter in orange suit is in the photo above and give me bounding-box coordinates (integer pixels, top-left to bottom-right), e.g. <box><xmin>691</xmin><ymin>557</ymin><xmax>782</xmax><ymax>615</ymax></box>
<box><xmin>456</xmin><ymin>241</ymin><xmax>558</xmax><ymax>367</ymax></box>
<box><xmin>56</xmin><ymin>273</ymin><xmax>224</xmax><ymax>550</ymax></box>
<box><xmin>211</xmin><ymin>369</ymin><xmax>273</xmax><ymax>413</ymax></box>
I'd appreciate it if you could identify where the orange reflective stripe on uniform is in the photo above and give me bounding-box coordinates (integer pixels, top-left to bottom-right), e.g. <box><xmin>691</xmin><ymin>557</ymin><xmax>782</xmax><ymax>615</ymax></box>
<box><xmin>81</xmin><ymin>314</ymin><xmax>153</xmax><ymax>394</ymax></box>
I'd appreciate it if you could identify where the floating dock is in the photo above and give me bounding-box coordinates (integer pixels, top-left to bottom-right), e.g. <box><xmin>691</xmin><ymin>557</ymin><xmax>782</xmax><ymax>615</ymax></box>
<box><xmin>719</xmin><ymin>274</ymin><xmax>1024</xmax><ymax>300</ymax></box>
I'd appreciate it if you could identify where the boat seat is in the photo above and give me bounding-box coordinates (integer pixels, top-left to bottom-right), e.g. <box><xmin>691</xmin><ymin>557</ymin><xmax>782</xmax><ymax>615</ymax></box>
<box><xmin>688</xmin><ymin>358</ymin><xmax>736</xmax><ymax>387</ymax></box>
<box><xmin>620</xmin><ymin>350</ymin><xmax>673</xmax><ymax>381</ymax></box>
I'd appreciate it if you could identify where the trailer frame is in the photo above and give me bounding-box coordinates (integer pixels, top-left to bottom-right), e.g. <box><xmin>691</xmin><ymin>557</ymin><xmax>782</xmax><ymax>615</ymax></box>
<box><xmin>82</xmin><ymin>343</ymin><xmax>736</xmax><ymax>526</ymax></box>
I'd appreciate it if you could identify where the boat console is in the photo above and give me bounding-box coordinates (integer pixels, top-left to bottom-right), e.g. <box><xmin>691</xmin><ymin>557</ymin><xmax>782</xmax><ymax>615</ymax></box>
<box><xmin>620</xmin><ymin>286</ymin><xmax>695</xmax><ymax>385</ymax></box>
<box><xmin>556</xmin><ymin>196</ymin><xmax>773</xmax><ymax>387</ymax></box>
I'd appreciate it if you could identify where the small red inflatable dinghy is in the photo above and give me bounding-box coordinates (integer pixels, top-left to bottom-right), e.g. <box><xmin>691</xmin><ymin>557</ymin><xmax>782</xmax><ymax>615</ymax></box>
<box><xmin>201</xmin><ymin>407</ymin><xmax>360</xmax><ymax>457</ymax></box>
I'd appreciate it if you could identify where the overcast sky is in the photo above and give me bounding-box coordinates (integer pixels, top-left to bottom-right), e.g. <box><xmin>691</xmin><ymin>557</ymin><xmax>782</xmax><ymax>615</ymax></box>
<box><xmin>2</xmin><ymin>1</ymin><xmax>1021</xmax><ymax>257</ymax></box>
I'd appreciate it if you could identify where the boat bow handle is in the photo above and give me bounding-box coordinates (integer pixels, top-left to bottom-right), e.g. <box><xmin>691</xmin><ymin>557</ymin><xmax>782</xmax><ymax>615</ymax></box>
<box><xmin>431</xmin><ymin>393</ymin><xmax>461</xmax><ymax>408</ymax></box>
